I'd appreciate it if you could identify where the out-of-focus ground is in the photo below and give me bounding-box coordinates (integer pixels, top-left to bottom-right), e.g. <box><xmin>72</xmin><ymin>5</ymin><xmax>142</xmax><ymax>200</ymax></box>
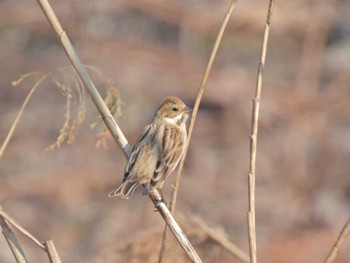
<box><xmin>1</xmin><ymin>0</ymin><xmax>350</xmax><ymax>262</ymax></box>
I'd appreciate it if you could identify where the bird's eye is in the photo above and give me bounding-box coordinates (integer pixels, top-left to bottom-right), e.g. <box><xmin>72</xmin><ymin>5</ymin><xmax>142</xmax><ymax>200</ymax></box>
<box><xmin>172</xmin><ymin>107</ymin><xmax>179</xmax><ymax>112</ymax></box>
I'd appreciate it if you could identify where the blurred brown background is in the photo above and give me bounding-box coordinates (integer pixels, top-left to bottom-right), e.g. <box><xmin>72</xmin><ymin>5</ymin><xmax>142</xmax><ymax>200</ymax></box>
<box><xmin>1</xmin><ymin>0</ymin><xmax>350</xmax><ymax>262</ymax></box>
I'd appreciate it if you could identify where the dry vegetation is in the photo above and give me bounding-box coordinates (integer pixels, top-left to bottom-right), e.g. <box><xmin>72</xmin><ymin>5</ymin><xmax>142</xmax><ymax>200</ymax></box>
<box><xmin>1</xmin><ymin>0</ymin><xmax>350</xmax><ymax>262</ymax></box>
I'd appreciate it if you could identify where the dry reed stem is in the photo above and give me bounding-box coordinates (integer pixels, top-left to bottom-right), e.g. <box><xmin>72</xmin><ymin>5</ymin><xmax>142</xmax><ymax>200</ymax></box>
<box><xmin>36</xmin><ymin>0</ymin><xmax>131</xmax><ymax>158</ymax></box>
<box><xmin>158</xmin><ymin>1</ymin><xmax>237</xmax><ymax>262</ymax></box>
<box><xmin>0</xmin><ymin>207</ymin><xmax>28</xmax><ymax>263</ymax></box>
<box><xmin>93</xmin><ymin>85</ymin><xmax>123</xmax><ymax>149</ymax></box>
<box><xmin>1</xmin><ymin>66</ymin><xmax>97</xmax><ymax>158</ymax></box>
<box><xmin>0</xmin><ymin>208</ymin><xmax>46</xmax><ymax>250</ymax></box>
<box><xmin>0</xmin><ymin>207</ymin><xmax>63</xmax><ymax>262</ymax></box>
<box><xmin>0</xmin><ymin>72</ymin><xmax>44</xmax><ymax>160</ymax></box>
<box><xmin>151</xmin><ymin>197</ymin><xmax>202</xmax><ymax>263</ymax></box>
<box><xmin>36</xmin><ymin>0</ymin><xmax>202</xmax><ymax>262</ymax></box>
<box><xmin>248</xmin><ymin>1</ymin><xmax>274</xmax><ymax>263</ymax></box>
<box><xmin>45</xmin><ymin>240</ymin><xmax>62</xmax><ymax>263</ymax></box>
<box><xmin>323</xmin><ymin>217</ymin><xmax>350</xmax><ymax>263</ymax></box>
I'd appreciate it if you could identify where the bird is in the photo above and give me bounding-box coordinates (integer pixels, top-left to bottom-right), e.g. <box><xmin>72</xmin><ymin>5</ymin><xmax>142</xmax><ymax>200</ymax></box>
<box><xmin>108</xmin><ymin>96</ymin><xmax>191</xmax><ymax>199</ymax></box>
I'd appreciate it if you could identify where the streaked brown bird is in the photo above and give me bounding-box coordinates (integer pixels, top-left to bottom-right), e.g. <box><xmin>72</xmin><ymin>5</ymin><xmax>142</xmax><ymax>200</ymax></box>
<box><xmin>108</xmin><ymin>96</ymin><xmax>191</xmax><ymax>199</ymax></box>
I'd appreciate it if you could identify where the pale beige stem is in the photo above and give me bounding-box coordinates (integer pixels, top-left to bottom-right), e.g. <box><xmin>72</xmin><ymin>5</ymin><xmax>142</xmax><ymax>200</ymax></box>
<box><xmin>0</xmin><ymin>207</ymin><xmax>28</xmax><ymax>263</ymax></box>
<box><xmin>0</xmin><ymin>206</ymin><xmax>64</xmax><ymax>262</ymax></box>
<box><xmin>36</xmin><ymin>0</ymin><xmax>131</xmax><ymax>158</ymax></box>
<box><xmin>248</xmin><ymin>1</ymin><xmax>274</xmax><ymax>263</ymax></box>
<box><xmin>158</xmin><ymin>1</ymin><xmax>237</xmax><ymax>262</ymax></box>
<box><xmin>45</xmin><ymin>240</ymin><xmax>62</xmax><ymax>263</ymax></box>
<box><xmin>0</xmin><ymin>72</ymin><xmax>43</xmax><ymax>160</ymax></box>
<box><xmin>36</xmin><ymin>0</ymin><xmax>202</xmax><ymax>261</ymax></box>
<box><xmin>323</xmin><ymin>217</ymin><xmax>350</xmax><ymax>263</ymax></box>
<box><xmin>0</xmin><ymin>208</ymin><xmax>46</xmax><ymax>250</ymax></box>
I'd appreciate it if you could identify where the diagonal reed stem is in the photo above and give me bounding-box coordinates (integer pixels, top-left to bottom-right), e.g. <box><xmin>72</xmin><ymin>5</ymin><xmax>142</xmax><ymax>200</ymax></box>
<box><xmin>323</xmin><ymin>217</ymin><xmax>350</xmax><ymax>263</ymax></box>
<box><xmin>36</xmin><ymin>0</ymin><xmax>131</xmax><ymax>158</ymax></box>
<box><xmin>36</xmin><ymin>0</ymin><xmax>202</xmax><ymax>262</ymax></box>
<box><xmin>45</xmin><ymin>240</ymin><xmax>62</xmax><ymax>263</ymax></box>
<box><xmin>158</xmin><ymin>1</ymin><xmax>237</xmax><ymax>262</ymax></box>
<box><xmin>0</xmin><ymin>207</ymin><xmax>28</xmax><ymax>263</ymax></box>
<box><xmin>1</xmin><ymin>206</ymin><xmax>63</xmax><ymax>262</ymax></box>
<box><xmin>0</xmin><ymin>72</ymin><xmax>43</xmax><ymax>160</ymax></box>
<box><xmin>247</xmin><ymin>1</ymin><xmax>274</xmax><ymax>263</ymax></box>
<box><xmin>0</xmin><ymin>208</ymin><xmax>46</xmax><ymax>250</ymax></box>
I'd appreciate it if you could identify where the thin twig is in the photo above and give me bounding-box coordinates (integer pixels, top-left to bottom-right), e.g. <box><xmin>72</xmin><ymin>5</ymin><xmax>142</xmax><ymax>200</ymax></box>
<box><xmin>0</xmin><ymin>72</ymin><xmax>43</xmax><ymax>160</ymax></box>
<box><xmin>323</xmin><ymin>217</ymin><xmax>350</xmax><ymax>263</ymax></box>
<box><xmin>36</xmin><ymin>0</ymin><xmax>202</xmax><ymax>262</ymax></box>
<box><xmin>45</xmin><ymin>240</ymin><xmax>62</xmax><ymax>263</ymax></box>
<box><xmin>0</xmin><ymin>207</ymin><xmax>64</xmax><ymax>262</ymax></box>
<box><xmin>0</xmin><ymin>208</ymin><xmax>46</xmax><ymax>250</ymax></box>
<box><xmin>151</xmin><ymin>197</ymin><xmax>202</xmax><ymax>263</ymax></box>
<box><xmin>36</xmin><ymin>0</ymin><xmax>131</xmax><ymax>158</ymax></box>
<box><xmin>0</xmin><ymin>207</ymin><xmax>28</xmax><ymax>263</ymax></box>
<box><xmin>248</xmin><ymin>1</ymin><xmax>274</xmax><ymax>263</ymax></box>
<box><xmin>0</xmin><ymin>66</ymin><xmax>104</xmax><ymax>158</ymax></box>
<box><xmin>158</xmin><ymin>1</ymin><xmax>237</xmax><ymax>262</ymax></box>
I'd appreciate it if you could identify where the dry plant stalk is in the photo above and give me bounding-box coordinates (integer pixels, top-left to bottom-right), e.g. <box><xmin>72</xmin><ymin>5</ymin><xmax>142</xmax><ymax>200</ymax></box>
<box><xmin>36</xmin><ymin>0</ymin><xmax>131</xmax><ymax>158</ymax></box>
<box><xmin>36</xmin><ymin>0</ymin><xmax>202</xmax><ymax>262</ymax></box>
<box><xmin>0</xmin><ymin>206</ymin><xmax>61</xmax><ymax>263</ymax></box>
<box><xmin>0</xmin><ymin>207</ymin><xmax>28</xmax><ymax>263</ymax></box>
<box><xmin>0</xmin><ymin>66</ymin><xmax>111</xmax><ymax>158</ymax></box>
<box><xmin>110</xmin><ymin>215</ymin><xmax>243</xmax><ymax>262</ymax></box>
<box><xmin>158</xmin><ymin>1</ymin><xmax>237</xmax><ymax>262</ymax></box>
<box><xmin>0</xmin><ymin>72</ymin><xmax>43</xmax><ymax>160</ymax></box>
<box><xmin>323</xmin><ymin>217</ymin><xmax>350</xmax><ymax>263</ymax></box>
<box><xmin>91</xmin><ymin>84</ymin><xmax>123</xmax><ymax>149</ymax></box>
<box><xmin>0</xmin><ymin>208</ymin><xmax>46</xmax><ymax>250</ymax></box>
<box><xmin>45</xmin><ymin>240</ymin><xmax>62</xmax><ymax>263</ymax></box>
<box><xmin>248</xmin><ymin>1</ymin><xmax>274</xmax><ymax>263</ymax></box>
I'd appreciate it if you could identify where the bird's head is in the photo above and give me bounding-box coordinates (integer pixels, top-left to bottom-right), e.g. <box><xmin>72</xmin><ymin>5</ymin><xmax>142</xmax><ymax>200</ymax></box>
<box><xmin>155</xmin><ymin>96</ymin><xmax>191</xmax><ymax>126</ymax></box>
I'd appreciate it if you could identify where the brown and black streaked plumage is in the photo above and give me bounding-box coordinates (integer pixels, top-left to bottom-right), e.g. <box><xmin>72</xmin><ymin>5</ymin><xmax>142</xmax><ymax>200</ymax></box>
<box><xmin>108</xmin><ymin>97</ymin><xmax>191</xmax><ymax>199</ymax></box>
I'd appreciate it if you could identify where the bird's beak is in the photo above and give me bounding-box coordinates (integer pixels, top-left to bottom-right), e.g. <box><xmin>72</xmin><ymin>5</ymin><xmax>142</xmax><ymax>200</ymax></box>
<box><xmin>184</xmin><ymin>106</ymin><xmax>192</xmax><ymax>113</ymax></box>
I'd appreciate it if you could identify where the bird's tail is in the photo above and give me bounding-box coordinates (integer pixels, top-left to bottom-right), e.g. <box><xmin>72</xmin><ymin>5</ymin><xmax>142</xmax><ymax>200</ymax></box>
<box><xmin>108</xmin><ymin>181</ymin><xmax>140</xmax><ymax>199</ymax></box>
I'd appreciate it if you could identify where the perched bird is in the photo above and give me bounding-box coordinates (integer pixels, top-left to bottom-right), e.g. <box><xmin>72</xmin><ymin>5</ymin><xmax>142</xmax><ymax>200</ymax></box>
<box><xmin>108</xmin><ymin>96</ymin><xmax>191</xmax><ymax>199</ymax></box>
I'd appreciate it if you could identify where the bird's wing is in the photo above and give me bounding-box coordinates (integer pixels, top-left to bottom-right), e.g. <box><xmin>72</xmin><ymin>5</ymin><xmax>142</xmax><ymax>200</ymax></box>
<box><xmin>123</xmin><ymin>123</ymin><xmax>153</xmax><ymax>181</ymax></box>
<box><xmin>150</xmin><ymin>126</ymin><xmax>184</xmax><ymax>187</ymax></box>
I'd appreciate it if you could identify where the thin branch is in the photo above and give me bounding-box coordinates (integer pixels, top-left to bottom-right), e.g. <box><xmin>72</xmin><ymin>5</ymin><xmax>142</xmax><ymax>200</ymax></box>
<box><xmin>248</xmin><ymin>1</ymin><xmax>274</xmax><ymax>263</ymax></box>
<box><xmin>323</xmin><ymin>217</ymin><xmax>350</xmax><ymax>263</ymax></box>
<box><xmin>0</xmin><ymin>207</ymin><xmax>28</xmax><ymax>263</ymax></box>
<box><xmin>0</xmin><ymin>72</ymin><xmax>43</xmax><ymax>160</ymax></box>
<box><xmin>158</xmin><ymin>1</ymin><xmax>237</xmax><ymax>262</ymax></box>
<box><xmin>36</xmin><ymin>0</ymin><xmax>131</xmax><ymax>158</ymax></box>
<box><xmin>151</xmin><ymin>197</ymin><xmax>202</xmax><ymax>263</ymax></box>
<box><xmin>0</xmin><ymin>66</ymin><xmax>103</xmax><ymax>159</ymax></box>
<box><xmin>36</xmin><ymin>0</ymin><xmax>202</xmax><ymax>262</ymax></box>
<box><xmin>45</xmin><ymin>240</ymin><xmax>62</xmax><ymax>263</ymax></box>
<box><xmin>0</xmin><ymin>207</ymin><xmax>64</xmax><ymax>262</ymax></box>
<box><xmin>0</xmin><ymin>208</ymin><xmax>46</xmax><ymax>250</ymax></box>
<box><xmin>172</xmin><ymin>0</ymin><xmax>237</xmax><ymax>215</ymax></box>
